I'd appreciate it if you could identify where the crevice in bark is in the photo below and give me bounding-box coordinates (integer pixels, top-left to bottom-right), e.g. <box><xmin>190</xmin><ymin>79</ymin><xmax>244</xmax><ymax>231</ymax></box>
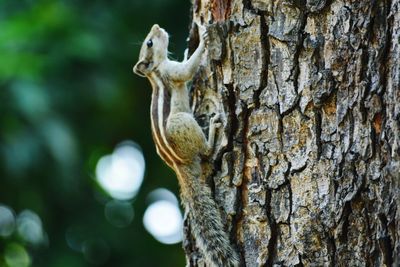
<box><xmin>276</xmin><ymin>104</ymin><xmax>283</xmax><ymax>150</ymax></box>
<box><xmin>261</xmin><ymin>150</ymin><xmax>272</xmax><ymax>181</ymax></box>
<box><xmin>280</xmin><ymin>96</ymin><xmax>301</xmax><ymax>117</ymax></box>
<box><xmin>337</xmin><ymin>152</ymin><xmax>345</xmax><ymax>179</ymax></box>
<box><xmin>290</xmin><ymin>161</ymin><xmax>308</xmax><ymax>174</ymax></box>
<box><xmin>225</xmin><ymin>84</ymin><xmax>246</xmax><ymax>265</ymax></box>
<box><xmin>370</xmin><ymin>111</ymin><xmax>382</xmax><ymax>160</ymax></box>
<box><xmin>211</xmin><ymin>62</ymin><xmax>221</xmax><ymax>97</ymax></box>
<box><xmin>220</xmin><ymin>83</ymin><xmax>238</xmax><ymax>172</ymax></box>
<box><xmin>378</xmin><ymin>214</ymin><xmax>394</xmax><ymax>266</ymax></box>
<box><xmin>338</xmin><ymin>201</ymin><xmax>351</xmax><ymax>243</ymax></box>
<box><xmin>253</xmin><ymin>13</ymin><xmax>270</xmax><ymax>110</ymax></box>
<box><xmin>290</xmin><ymin>0</ymin><xmax>306</xmax><ymax>11</ymax></box>
<box><xmin>264</xmin><ymin>188</ymin><xmax>277</xmax><ymax>267</ymax></box>
<box><xmin>296</xmin><ymin>254</ymin><xmax>304</xmax><ymax>267</ymax></box>
<box><xmin>327</xmin><ymin>231</ymin><xmax>337</xmax><ymax>266</ymax></box>
<box><xmin>242</xmin><ymin>0</ymin><xmax>253</xmax><ymax>11</ymax></box>
<box><xmin>284</xmin><ymin>159</ymin><xmax>291</xmax><ymax>184</ymax></box>
<box><xmin>314</xmin><ymin>107</ymin><xmax>322</xmax><ymax>160</ymax></box>
<box><xmin>348</xmin><ymin>110</ymin><xmax>355</xmax><ymax>155</ymax></box>
<box><xmin>287</xmin><ymin>182</ymin><xmax>293</xmax><ymax>233</ymax></box>
<box><xmin>291</xmin><ymin>12</ymin><xmax>307</xmax><ymax>96</ymax></box>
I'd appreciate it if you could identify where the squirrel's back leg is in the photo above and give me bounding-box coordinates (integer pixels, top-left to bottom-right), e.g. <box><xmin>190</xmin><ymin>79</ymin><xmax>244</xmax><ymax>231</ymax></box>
<box><xmin>166</xmin><ymin>112</ymin><xmax>208</xmax><ymax>161</ymax></box>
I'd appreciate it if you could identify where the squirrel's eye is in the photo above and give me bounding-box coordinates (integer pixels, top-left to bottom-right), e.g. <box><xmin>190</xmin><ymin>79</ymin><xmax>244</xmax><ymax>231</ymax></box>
<box><xmin>146</xmin><ymin>39</ymin><xmax>153</xmax><ymax>48</ymax></box>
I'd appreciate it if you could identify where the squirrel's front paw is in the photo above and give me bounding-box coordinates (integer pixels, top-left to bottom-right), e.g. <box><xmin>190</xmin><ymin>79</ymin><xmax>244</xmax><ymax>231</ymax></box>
<box><xmin>197</xmin><ymin>23</ymin><xmax>209</xmax><ymax>46</ymax></box>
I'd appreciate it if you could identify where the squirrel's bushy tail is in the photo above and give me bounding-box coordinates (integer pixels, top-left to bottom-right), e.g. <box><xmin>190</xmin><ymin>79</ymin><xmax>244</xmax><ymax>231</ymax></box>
<box><xmin>177</xmin><ymin>163</ymin><xmax>240</xmax><ymax>267</ymax></box>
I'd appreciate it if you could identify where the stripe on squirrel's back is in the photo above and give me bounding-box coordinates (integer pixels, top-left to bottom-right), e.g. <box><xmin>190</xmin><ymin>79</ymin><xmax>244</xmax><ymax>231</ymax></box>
<box><xmin>149</xmin><ymin>78</ymin><xmax>174</xmax><ymax>168</ymax></box>
<box><xmin>149</xmin><ymin>72</ymin><xmax>184</xmax><ymax>166</ymax></box>
<box><xmin>154</xmin><ymin>71</ymin><xmax>184</xmax><ymax>164</ymax></box>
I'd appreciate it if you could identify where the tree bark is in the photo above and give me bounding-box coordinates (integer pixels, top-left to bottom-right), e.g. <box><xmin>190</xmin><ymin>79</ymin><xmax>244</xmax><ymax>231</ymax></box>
<box><xmin>184</xmin><ymin>0</ymin><xmax>400</xmax><ymax>266</ymax></box>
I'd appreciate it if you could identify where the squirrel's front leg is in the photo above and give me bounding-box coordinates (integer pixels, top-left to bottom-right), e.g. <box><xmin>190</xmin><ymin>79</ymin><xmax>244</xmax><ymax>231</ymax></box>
<box><xmin>166</xmin><ymin>23</ymin><xmax>209</xmax><ymax>82</ymax></box>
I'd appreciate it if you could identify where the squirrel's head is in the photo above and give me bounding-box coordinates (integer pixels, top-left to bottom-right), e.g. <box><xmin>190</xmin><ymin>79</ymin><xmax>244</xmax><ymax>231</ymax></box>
<box><xmin>133</xmin><ymin>24</ymin><xmax>169</xmax><ymax>77</ymax></box>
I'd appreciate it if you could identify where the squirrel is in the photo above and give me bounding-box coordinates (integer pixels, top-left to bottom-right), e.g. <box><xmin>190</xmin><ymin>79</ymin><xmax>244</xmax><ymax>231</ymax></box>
<box><xmin>133</xmin><ymin>23</ymin><xmax>240</xmax><ymax>267</ymax></box>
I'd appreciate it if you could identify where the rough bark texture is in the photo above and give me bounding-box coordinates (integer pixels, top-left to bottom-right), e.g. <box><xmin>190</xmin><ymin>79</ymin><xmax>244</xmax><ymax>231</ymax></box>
<box><xmin>184</xmin><ymin>0</ymin><xmax>400</xmax><ymax>266</ymax></box>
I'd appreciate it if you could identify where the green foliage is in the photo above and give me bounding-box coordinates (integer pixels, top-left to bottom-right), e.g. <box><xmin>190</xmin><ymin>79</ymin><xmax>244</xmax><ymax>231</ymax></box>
<box><xmin>0</xmin><ymin>0</ymin><xmax>190</xmax><ymax>266</ymax></box>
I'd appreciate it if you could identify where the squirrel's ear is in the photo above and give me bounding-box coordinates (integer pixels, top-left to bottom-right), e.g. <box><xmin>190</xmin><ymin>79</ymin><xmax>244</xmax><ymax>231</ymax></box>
<box><xmin>133</xmin><ymin>60</ymin><xmax>152</xmax><ymax>77</ymax></box>
<box><xmin>151</xmin><ymin>24</ymin><xmax>160</xmax><ymax>31</ymax></box>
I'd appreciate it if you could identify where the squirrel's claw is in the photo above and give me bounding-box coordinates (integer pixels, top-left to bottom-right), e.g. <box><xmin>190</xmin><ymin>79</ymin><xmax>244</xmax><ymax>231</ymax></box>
<box><xmin>196</xmin><ymin>22</ymin><xmax>209</xmax><ymax>46</ymax></box>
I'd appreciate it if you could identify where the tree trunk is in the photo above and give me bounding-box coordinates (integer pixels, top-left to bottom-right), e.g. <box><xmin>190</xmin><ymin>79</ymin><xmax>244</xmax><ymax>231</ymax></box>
<box><xmin>183</xmin><ymin>0</ymin><xmax>400</xmax><ymax>266</ymax></box>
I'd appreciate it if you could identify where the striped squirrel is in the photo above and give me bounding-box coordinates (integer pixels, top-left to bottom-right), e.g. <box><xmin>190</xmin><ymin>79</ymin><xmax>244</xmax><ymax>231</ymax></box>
<box><xmin>133</xmin><ymin>24</ymin><xmax>239</xmax><ymax>266</ymax></box>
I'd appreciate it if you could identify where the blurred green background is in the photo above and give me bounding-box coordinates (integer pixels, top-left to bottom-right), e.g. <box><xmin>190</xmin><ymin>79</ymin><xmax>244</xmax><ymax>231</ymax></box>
<box><xmin>0</xmin><ymin>0</ymin><xmax>192</xmax><ymax>266</ymax></box>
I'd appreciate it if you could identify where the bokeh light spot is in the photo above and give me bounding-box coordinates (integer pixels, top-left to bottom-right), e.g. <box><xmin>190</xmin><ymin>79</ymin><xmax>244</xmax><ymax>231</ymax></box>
<box><xmin>0</xmin><ymin>205</ymin><xmax>16</xmax><ymax>237</ymax></box>
<box><xmin>143</xmin><ymin>195</ymin><xmax>183</xmax><ymax>244</ymax></box>
<box><xmin>4</xmin><ymin>243</ymin><xmax>31</xmax><ymax>267</ymax></box>
<box><xmin>17</xmin><ymin>210</ymin><xmax>45</xmax><ymax>246</ymax></box>
<box><xmin>96</xmin><ymin>141</ymin><xmax>145</xmax><ymax>200</ymax></box>
<box><xmin>146</xmin><ymin>188</ymin><xmax>179</xmax><ymax>206</ymax></box>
